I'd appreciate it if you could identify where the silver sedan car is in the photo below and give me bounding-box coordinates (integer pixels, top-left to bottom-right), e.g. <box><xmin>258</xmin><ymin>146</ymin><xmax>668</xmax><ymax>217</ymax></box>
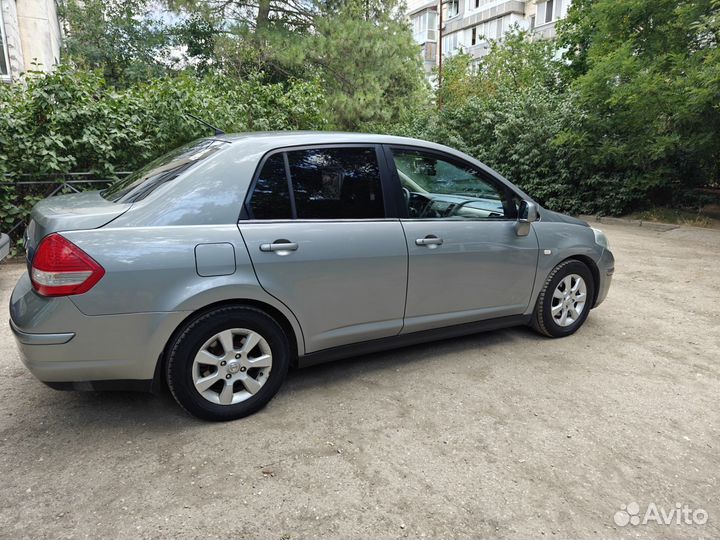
<box><xmin>10</xmin><ymin>132</ymin><xmax>614</xmax><ymax>421</ymax></box>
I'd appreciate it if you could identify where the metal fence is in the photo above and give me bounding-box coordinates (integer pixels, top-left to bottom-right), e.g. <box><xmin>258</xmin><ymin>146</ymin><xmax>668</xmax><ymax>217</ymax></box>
<box><xmin>0</xmin><ymin>172</ymin><xmax>131</xmax><ymax>252</ymax></box>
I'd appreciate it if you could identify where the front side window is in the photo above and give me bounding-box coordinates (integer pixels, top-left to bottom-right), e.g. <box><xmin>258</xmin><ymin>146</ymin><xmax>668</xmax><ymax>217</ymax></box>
<box><xmin>391</xmin><ymin>148</ymin><xmax>513</xmax><ymax>220</ymax></box>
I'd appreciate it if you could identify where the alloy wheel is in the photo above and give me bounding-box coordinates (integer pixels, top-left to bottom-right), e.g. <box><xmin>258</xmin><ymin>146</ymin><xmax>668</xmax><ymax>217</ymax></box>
<box><xmin>192</xmin><ymin>328</ymin><xmax>272</xmax><ymax>405</ymax></box>
<box><xmin>551</xmin><ymin>274</ymin><xmax>587</xmax><ymax>328</ymax></box>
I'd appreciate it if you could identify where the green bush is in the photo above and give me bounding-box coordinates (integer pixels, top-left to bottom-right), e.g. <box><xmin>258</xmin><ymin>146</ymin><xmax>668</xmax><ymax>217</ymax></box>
<box><xmin>376</xmin><ymin>13</ymin><xmax>720</xmax><ymax>216</ymax></box>
<box><xmin>0</xmin><ymin>66</ymin><xmax>328</xmax><ymax>243</ymax></box>
<box><xmin>0</xmin><ymin>66</ymin><xmax>327</xmax><ymax>180</ymax></box>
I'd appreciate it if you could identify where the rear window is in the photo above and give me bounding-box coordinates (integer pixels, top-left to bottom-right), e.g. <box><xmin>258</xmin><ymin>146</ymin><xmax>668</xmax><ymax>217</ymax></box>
<box><xmin>103</xmin><ymin>139</ymin><xmax>228</xmax><ymax>203</ymax></box>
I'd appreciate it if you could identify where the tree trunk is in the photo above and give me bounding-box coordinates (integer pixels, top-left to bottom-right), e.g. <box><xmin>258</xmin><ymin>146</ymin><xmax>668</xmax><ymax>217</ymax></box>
<box><xmin>256</xmin><ymin>0</ymin><xmax>271</xmax><ymax>33</ymax></box>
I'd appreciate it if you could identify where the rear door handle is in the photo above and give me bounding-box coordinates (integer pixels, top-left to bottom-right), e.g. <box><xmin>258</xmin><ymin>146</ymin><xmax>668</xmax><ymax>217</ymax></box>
<box><xmin>260</xmin><ymin>240</ymin><xmax>299</xmax><ymax>253</ymax></box>
<box><xmin>415</xmin><ymin>235</ymin><xmax>444</xmax><ymax>247</ymax></box>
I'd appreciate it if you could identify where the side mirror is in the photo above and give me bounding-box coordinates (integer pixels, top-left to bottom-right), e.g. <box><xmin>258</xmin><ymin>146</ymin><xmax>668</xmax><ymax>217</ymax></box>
<box><xmin>516</xmin><ymin>201</ymin><xmax>539</xmax><ymax>237</ymax></box>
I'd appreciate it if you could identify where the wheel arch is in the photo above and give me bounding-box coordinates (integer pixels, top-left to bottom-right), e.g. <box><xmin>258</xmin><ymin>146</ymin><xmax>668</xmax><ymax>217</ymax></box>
<box><xmin>153</xmin><ymin>299</ymin><xmax>302</xmax><ymax>392</ymax></box>
<box><xmin>560</xmin><ymin>254</ymin><xmax>600</xmax><ymax>308</ymax></box>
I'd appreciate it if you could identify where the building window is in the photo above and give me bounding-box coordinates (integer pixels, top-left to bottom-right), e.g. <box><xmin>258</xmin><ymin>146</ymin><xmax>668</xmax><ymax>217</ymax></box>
<box><xmin>545</xmin><ymin>0</ymin><xmax>554</xmax><ymax>23</ymax></box>
<box><xmin>530</xmin><ymin>15</ymin><xmax>536</xmax><ymax>30</ymax></box>
<box><xmin>0</xmin><ymin>7</ymin><xmax>10</xmax><ymax>77</ymax></box>
<box><xmin>472</xmin><ymin>0</ymin><xmax>493</xmax><ymax>10</ymax></box>
<box><xmin>471</xmin><ymin>15</ymin><xmax>512</xmax><ymax>44</ymax></box>
<box><xmin>446</xmin><ymin>0</ymin><xmax>459</xmax><ymax>19</ymax></box>
<box><xmin>411</xmin><ymin>9</ymin><xmax>438</xmax><ymax>43</ymax></box>
<box><xmin>443</xmin><ymin>32</ymin><xmax>461</xmax><ymax>55</ymax></box>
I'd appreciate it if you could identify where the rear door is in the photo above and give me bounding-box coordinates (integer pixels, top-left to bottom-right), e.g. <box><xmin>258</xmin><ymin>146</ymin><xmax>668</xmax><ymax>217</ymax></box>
<box><xmin>239</xmin><ymin>145</ymin><xmax>408</xmax><ymax>353</ymax></box>
<box><xmin>385</xmin><ymin>146</ymin><xmax>539</xmax><ymax>333</ymax></box>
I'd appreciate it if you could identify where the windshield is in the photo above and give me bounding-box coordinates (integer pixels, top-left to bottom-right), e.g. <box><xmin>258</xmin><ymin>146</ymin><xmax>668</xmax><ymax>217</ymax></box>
<box><xmin>103</xmin><ymin>139</ymin><xmax>229</xmax><ymax>203</ymax></box>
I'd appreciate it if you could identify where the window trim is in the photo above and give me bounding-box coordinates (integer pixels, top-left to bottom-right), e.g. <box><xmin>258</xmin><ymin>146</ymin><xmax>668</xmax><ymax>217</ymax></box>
<box><xmin>0</xmin><ymin>6</ymin><xmax>11</xmax><ymax>79</ymax></box>
<box><xmin>545</xmin><ymin>0</ymin><xmax>555</xmax><ymax>24</ymax></box>
<box><xmin>240</xmin><ymin>143</ymin><xmax>398</xmax><ymax>223</ymax></box>
<box><xmin>381</xmin><ymin>144</ymin><xmax>521</xmax><ymax>222</ymax></box>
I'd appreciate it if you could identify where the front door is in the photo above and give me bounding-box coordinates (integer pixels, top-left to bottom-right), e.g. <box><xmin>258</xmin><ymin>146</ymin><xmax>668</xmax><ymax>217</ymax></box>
<box><xmin>386</xmin><ymin>146</ymin><xmax>539</xmax><ymax>333</ymax></box>
<box><xmin>239</xmin><ymin>145</ymin><xmax>408</xmax><ymax>353</ymax></box>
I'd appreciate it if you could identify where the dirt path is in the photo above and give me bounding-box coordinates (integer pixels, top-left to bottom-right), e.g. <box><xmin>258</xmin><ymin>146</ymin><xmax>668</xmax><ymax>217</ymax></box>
<box><xmin>0</xmin><ymin>220</ymin><xmax>718</xmax><ymax>539</ymax></box>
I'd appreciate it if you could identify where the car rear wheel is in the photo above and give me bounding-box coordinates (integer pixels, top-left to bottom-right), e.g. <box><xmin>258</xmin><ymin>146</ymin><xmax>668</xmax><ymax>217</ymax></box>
<box><xmin>532</xmin><ymin>259</ymin><xmax>595</xmax><ymax>338</ymax></box>
<box><xmin>166</xmin><ymin>306</ymin><xmax>290</xmax><ymax>421</ymax></box>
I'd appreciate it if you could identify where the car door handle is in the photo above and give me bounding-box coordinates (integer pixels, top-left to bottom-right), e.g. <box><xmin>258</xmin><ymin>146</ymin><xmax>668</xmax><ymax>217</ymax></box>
<box><xmin>260</xmin><ymin>241</ymin><xmax>299</xmax><ymax>253</ymax></box>
<box><xmin>415</xmin><ymin>235</ymin><xmax>444</xmax><ymax>247</ymax></box>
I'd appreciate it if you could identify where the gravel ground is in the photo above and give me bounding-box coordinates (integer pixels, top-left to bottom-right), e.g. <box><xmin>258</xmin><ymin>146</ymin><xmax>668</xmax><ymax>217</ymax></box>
<box><xmin>0</xmin><ymin>220</ymin><xmax>718</xmax><ymax>539</ymax></box>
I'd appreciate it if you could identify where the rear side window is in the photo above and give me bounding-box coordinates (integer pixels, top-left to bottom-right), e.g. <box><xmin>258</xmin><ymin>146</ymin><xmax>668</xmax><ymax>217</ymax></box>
<box><xmin>103</xmin><ymin>139</ymin><xmax>228</xmax><ymax>203</ymax></box>
<box><xmin>287</xmin><ymin>147</ymin><xmax>384</xmax><ymax>219</ymax></box>
<box><xmin>245</xmin><ymin>146</ymin><xmax>385</xmax><ymax>221</ymax></box>
<box><xmin>247</xmin><ymin>154</ymin><xmax>293</xmax><ymax>219</ymax></box>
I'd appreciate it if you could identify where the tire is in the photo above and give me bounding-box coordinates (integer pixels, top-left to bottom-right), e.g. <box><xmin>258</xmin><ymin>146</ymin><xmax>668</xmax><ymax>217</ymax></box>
<box><xmin>532</xmin><ymin>259</ymin><xmax>595</xmax><ymax>338</ymax></box>
<box><xmin>166</xmin><ymin>306</ymin><xmax>290</xmax><ymax>421</ymax></box>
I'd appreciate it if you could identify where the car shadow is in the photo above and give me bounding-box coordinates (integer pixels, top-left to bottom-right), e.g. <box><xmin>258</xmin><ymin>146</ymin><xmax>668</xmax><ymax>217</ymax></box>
<box><xmin>16</xmin><ymin>324</ymin><xmax>544</xmax><ymax>431</ymax></box>
<box><xmin>285</xmin><ymin>325</ymin><xmax>542</xmax><ymax>390</ymax></box>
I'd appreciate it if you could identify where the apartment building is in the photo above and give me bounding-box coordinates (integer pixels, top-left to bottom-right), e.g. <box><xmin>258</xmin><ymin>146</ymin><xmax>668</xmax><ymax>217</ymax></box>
<box><xmin>407</xmin><ymin>0</ymin><xmax>572</xmax><ymax>76</ymax></box>
<box><xmin>1</xmin><ymin>0</ymin><xmax>61</xmax><ymax>82</ymax></box>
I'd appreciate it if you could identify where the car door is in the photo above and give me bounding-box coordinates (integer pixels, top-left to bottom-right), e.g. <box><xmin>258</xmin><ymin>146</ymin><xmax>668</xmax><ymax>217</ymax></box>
<box><xmin>385</xmin><ymin>145</ymin><xmax>539</xmax><ymax>333</ymax></box>
<box><xmin>239</xmin><ymin>145</ymin><xmax>408</xmax><ymax>353</ymax></box>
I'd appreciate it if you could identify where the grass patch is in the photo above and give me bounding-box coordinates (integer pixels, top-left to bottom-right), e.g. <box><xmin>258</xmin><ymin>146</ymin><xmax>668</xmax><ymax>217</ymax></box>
<box><xmin>627</xmin><ymin>208</ymin><xmax>720</xmax><ymax>229</ymax></box>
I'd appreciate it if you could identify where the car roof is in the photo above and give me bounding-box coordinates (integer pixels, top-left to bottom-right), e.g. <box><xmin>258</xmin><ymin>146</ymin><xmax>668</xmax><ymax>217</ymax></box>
<box><xmin>215</xmin><ymin>131</ymin><xmax>442</xmax><ymax>148</ymax></box>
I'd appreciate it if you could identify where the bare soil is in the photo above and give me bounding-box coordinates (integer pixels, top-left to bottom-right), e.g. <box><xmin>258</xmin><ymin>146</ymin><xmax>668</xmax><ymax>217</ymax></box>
<box><xmin>0</xmin><ymin>220</ymin><xmax>718</xmax><ymax>539</ymax></box>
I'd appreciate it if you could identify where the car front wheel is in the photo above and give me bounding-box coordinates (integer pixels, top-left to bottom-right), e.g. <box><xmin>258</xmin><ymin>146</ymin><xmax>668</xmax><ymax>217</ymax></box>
<box><xmin>532</xmin><ymin>259</ymin><xmax>595</xmax><ymax>338</ymax></box>
<box><xmin>166</xmin><ymin>306</ymin><xmax>290</xmax><ymax>421</ymax></box>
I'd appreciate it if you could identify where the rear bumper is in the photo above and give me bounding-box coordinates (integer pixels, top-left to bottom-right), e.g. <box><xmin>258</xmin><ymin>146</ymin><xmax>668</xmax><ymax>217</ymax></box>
<box><xmin>9</xmin><ymin>271</ymin><xmax>189</xmax><ymax>390</ymax></box>
<box><xmin>10</xmin><ymin>319</ymin><xmax>75</xmax><ymax>345</ymax></box>
<box><xmin>594</xmin><ymin>248</ymin><xmax>614</xmax><ymax>307</ymax></box>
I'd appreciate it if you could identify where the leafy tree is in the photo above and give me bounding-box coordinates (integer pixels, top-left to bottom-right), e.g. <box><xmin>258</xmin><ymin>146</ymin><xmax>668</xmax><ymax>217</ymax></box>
<box><xmin>0</xmin><ymin>66</ymin><xmax>327</xmax><ymax>179</ymax></box>
<box><xmin>0</xmin><ymin>66</ymin><xmax>328</xmax><ymax>239</ymax></box>
<box><xmin>58</xmin><ymin>0</ymin><xmax>219</xmax><ymax>85</ymax></box>
<box><xmin>437</xmin><ymin>28</ymin><xmax>561</xmax><ymax>107</ymax></box>
<box><xmin>391</xmin><ymin>32</ymin><xmax>588</xmax><ymax>211</ymax></box>
<box><xmin>59</xmin><ymin>0</ymin><xmax>427</xmax><ymax>129</ymax></box>
<box><xmin>558</xmin><ymin>0</ymin><xmax>720</xmax><ymax>212</ymax></box>
<box><xmin>289</xmin><ymin>0</ymin><xmax>428</xmax><ymax>129</ymax></box>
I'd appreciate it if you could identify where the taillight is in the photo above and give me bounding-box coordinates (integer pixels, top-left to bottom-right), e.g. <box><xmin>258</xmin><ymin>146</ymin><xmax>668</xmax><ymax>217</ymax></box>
<box><xmin>31</xmin><ymin>233</ymin><xmax>105</xmax><ymax>297</ymax></box>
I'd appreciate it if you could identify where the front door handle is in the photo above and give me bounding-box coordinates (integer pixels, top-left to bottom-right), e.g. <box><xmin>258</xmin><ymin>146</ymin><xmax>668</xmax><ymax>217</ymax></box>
<box><xmin>415</xmin><ymin>235</ymin><xmax>444</xmax><ymax>248</ymax></box>
<box><xmin>260</xmin><ymin>240</ymin><xmax>299</xmax><ymax>253</ymax></box>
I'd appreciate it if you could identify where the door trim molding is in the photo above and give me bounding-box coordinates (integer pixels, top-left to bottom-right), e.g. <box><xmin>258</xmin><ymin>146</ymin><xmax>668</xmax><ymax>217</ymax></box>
<box><xmin>297</xmin><ymin>314</ymin><xmax>531</xmax><ymax>368</ymax></box>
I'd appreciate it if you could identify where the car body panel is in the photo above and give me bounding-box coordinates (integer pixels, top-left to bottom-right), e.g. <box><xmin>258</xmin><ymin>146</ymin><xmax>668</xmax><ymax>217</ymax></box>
<box><xmin>400</xmin><ymin>220</ymin><xmax>539</xmax><ymax>333</ymax></box>
<box><xmin>25</xmin><ymin>192</ymin><xmax>131</xmax><ymax>260</ymax></box>
<box><xmin>240</xmin><ymin>220</ymin><xmax>408</xmax><ymax>352</ymax></box>
<box><xmin>57</xmin><ymin>224</ymin><xmax>306</xmax><ymax>354</ymax></box>
<box><xmin>9</xmin><ymin>131</ymin><xmax>613</xmax><ymax>390</ymax></box>
<box><xmin>526</xmin><ymin>222</ymin><xmax>608</xmax><ymax>313</ymax></box>
<box><xmin>594</xmin><ymin>248</ymin><xmax>615</xmax><ymax>307</ymax></box>
<box><xmin>10</xmin><ymin>272</ymin><xmax>189</xmax><ymax>381</ymax></box>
